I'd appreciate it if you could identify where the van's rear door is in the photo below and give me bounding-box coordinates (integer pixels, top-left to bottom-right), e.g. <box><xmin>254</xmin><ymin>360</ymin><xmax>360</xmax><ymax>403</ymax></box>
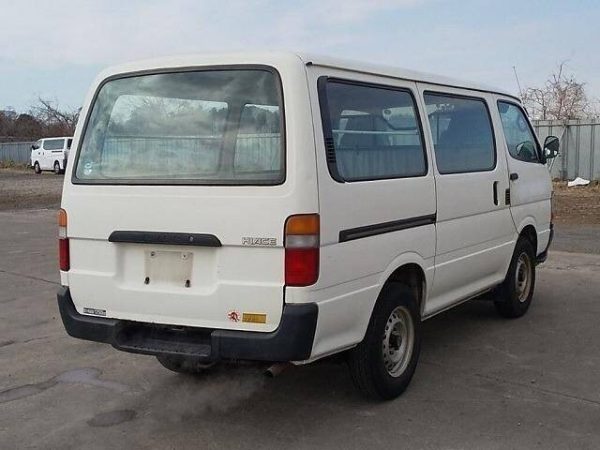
<box><xmin>61</xmin><ymin>67</ymin><xmax>302</xmax><ymax>333</ymax></box>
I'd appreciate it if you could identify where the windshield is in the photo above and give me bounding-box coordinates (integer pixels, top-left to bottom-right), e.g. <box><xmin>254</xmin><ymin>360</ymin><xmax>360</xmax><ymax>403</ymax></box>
<box><xmin>74</xmin><ymin>68</ymin><xmax>284</xmax><ymax>185</ymax></box>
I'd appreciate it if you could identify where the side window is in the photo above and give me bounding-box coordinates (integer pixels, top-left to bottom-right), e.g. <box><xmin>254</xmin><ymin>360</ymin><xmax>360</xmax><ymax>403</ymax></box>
<box><xmin>44</xmin><ymin>139</ymin><xmax>65</xmax><ymax>150</ymax></box>
<box><xmin>67</xmin><ymin>138</ymin><xmax>73</xmax><ymax>150</ymax></box>
<box><xmin>497</xmin><ymin>101</ymin><xmax>539</xmax><ymax>163</ymax></box>
<box><xmin>424</xmin><ymin>93</ymin><xmax>496</xmax><ymax>174</ymax></box>
<box><xmin>320</xmin><ymin>79</ymin><xmax>427</xmax><ymax>181</ymax></box>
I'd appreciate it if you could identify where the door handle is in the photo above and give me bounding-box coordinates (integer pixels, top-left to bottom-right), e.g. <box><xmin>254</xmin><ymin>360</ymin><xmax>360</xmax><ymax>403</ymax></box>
<box><xmin>510</xmin><ymin>172</ymin><xmax>519</xmax><ymax>181</ymax></box>
<box><xmin>493</xmin><ymin>181</ymin><xmax>499</xmax><ymax>205</ymax></box>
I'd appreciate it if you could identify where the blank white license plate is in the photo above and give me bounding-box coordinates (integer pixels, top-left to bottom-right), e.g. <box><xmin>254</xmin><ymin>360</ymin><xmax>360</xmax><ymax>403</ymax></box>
<box><xmin>144</xmin><ymin>250</ymin><xmax>193</xmax><ymax>287</ymax></box>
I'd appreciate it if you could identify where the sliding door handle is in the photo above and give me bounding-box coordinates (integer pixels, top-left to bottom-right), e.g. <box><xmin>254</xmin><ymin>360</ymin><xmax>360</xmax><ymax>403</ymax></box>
<box><xmin>493</xmin><ymin>181</ymin><xmax>499</xmax><ymax>205</ymax></box>
<box><xmin>509</xmin><ymin>172</ymin><xmax>519</xmax><ymax>181</ymax></box>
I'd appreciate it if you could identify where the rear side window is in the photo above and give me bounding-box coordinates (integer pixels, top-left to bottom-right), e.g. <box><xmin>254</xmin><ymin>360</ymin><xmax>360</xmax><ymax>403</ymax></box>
<box><xmin>424</xmin><ymin>93</ymin><xmax>495</xmax><ymax>174</ymax></box>
<box><xmin>497</xmin><ymin>101</ymin><xmax>539</xmax><ymax>163</ymax></box>
<box><xmin>44</xmin><ymin>139</ymin><xmax>65</xmax><ymax>150</ymax></box>
<box><xmin>320</xmin><ymin>79</ymin><xmax>427</xmax><ymax>182</ymax></box>
<box><xmin>74</xmin><ymin>68</ymin><xmax>284</xmax><ymax>185</ymax></box>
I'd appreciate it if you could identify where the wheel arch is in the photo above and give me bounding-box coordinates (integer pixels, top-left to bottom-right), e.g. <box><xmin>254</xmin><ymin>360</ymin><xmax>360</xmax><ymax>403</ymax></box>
<box><xmin>515</xmin><ymin>217</ymin><xmax>538</xmax><ymax>255</ymax></box>
<box><xmin>376</xmin><ymin>254</ymin><xmax>430</xmax><ymax>318</ymax></box>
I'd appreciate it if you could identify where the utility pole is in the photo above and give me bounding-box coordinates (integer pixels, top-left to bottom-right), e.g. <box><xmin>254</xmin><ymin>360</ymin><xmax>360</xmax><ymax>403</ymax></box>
<box><xmin>513</xmin><ymin>66</ymin><xmax>524</xmax><ymax>101</ymax></box>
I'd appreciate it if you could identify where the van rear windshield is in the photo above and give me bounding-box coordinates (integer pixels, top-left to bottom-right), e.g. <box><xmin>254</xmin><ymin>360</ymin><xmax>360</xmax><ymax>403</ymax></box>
<box><xmin>74</xmin><ymin>68</ymin><xmax>284</xmax><ymax>185</ymax></box>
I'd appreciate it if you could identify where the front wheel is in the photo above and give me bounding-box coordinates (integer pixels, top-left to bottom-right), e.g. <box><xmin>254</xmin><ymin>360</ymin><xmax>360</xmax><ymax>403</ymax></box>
<box><xmin>348</xmin><ymin>283</ymin><xmax>421</xmax><ymax>400</ymax></box>
<box><xmin>34</xmin><ymin>162</ymin><xmax>41</xmax><ymax>174</ymax></box>
<box><xmin>494</xmin><ymin>237</ymin><xmax>536</xmax><ymax>318</ymax></box>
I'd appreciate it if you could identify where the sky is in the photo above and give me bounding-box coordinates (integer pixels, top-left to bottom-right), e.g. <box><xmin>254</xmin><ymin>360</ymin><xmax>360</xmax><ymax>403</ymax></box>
<box><xmin>1</xmin><ymin>0</ymin><xmax>598</xmax><ymax>113</ymax></box>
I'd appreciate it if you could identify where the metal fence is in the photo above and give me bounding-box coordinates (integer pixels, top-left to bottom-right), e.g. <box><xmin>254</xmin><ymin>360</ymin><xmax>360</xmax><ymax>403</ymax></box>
<box><xmin>2</xmin><ymin>122</ymin><xmax>600</xmax><ymax>180</ymax></box>
<box><xmin>0</xmin><ymin>141</ymin><xmax>34</xmax><ymax>164</ymax></box>
<box><xmin>533</xmin><ymin>119</ymin><xmax>600</xmax><ymax>181</ymax></box>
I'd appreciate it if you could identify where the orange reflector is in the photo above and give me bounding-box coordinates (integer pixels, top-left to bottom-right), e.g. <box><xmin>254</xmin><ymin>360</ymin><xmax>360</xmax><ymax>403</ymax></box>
<box><xmin>285</xmin><ymin>214</ymin><xmax>319</xmax><ymax>236</ymax></box>
<box><xmin>58</xmin><ymin>208</ymin><xmax>67</xmax><ymax>227</ymax></box>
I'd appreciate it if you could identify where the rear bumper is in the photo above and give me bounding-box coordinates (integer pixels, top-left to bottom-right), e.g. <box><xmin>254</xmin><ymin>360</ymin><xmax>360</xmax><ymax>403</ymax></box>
<box><xmin>57</xmin><ymin>287</ymin><xmax>318</xmax><ymax>362</ymax></box>
<box><xmin>536</xmin><ymin>223</ymin><xmax>554</xmax><ymax>264</ymax></box>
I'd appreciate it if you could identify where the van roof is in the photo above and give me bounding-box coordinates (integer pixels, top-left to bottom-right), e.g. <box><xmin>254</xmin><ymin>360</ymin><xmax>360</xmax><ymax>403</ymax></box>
<box><xmin>97</xmin><ymin>51</ymin><xmax>520</xmax><ymax>102</ymax></box>
<box><xmin>41</xmin><ymin>136</ymin><xmax>72</xmax><ymax>140</ymax></box>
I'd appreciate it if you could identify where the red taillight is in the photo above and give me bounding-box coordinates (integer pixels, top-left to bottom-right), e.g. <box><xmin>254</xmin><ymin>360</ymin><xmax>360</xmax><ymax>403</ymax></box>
<box><xmin>59</xmin><ymin>238</ymin><xmax>70</xmax><ymax>271</ymax></box>
<box><xmin>285</xmin><ymin>248</ymin><xmax>319</xmax><ymax>286</ymax></box>
<box><xmin>58</xmin><ymin>209</ymin><xmax>69</xmax><ymax>271</ymax></box>
<box><xmin>284</xmin><ymin>214</ymin><xmax>319</xmax><ymax>286</ymax></box>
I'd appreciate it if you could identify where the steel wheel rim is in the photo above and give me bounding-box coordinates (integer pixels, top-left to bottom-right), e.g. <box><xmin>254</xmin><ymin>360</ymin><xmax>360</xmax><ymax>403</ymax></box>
<box><xmin>382</xmin><ymin>306</ymin><xmax>414</xmax><ymax>377</ymax></box>
<box><xmin>515</xmin><ymin>252</ymin><xmax>532</xmax><ymax>303</ymax></box>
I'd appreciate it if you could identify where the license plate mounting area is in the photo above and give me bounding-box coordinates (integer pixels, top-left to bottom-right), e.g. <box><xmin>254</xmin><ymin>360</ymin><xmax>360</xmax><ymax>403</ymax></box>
<box><xmin>144</xmin><ymin>250</ymin><xmax>193</xmax><ymax>287</ymax></box>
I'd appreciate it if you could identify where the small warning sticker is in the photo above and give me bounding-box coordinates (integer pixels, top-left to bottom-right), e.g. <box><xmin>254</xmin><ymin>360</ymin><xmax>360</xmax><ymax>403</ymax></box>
<box><xmin>227</xmin><ymin>310</ymin><xmax>241</xmax><ymax>322</ymax></box>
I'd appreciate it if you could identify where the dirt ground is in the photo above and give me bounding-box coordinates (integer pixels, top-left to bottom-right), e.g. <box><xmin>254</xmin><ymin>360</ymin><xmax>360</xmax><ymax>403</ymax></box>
<box><xmin>0</xmin><ymin>169</ymin><xmax>63</xmax><ymax>211</ymax></box>
<box><xmin>1</xmin><ymin>169</ymin><xmax>599</xmax><ymax>225</ymax></box>
<box><xmin>552</xmin><ymin>181</ymin><xmax>600</xmax><ymax>225</ymax></box>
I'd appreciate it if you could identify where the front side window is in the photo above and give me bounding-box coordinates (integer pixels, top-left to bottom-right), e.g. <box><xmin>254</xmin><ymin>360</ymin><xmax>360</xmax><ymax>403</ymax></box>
<box><xmin>75</xmin><ymin>68</ymin><xmax>284</xmax><ymax>185</ymax></box>
<box><xmin>320</xmin><ymin>80</ymin><xmax>427</xmax><ymax>181</ymax></box>
<box><xmin>424</xmin><ymin>93</ymin><xmax>495</xmax><ymax>174</ymax></box>
<box><xmin>497</xmin><ymin>101</ymin><xmax>539</xmax><ymax>163</ymax></box>
<box><xmin>44</xmin><ymin>139</ymin><xmax>65</xmax><ymax>150</ymax></box>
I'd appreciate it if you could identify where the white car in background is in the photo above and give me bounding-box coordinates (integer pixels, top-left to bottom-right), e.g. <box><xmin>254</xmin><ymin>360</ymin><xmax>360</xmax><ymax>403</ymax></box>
<box><xmin>31</xmin><ymin>137</ymin><xmax>73</xmax><ymax>174</ymax></box>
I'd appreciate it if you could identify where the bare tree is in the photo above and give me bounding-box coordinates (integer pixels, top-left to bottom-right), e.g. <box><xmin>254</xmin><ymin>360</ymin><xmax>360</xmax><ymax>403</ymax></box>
<box><xmin>522</xmin><ymin>62</ymin><xmax>596</xmax><ymax>120</ymax></box>
<box><xmin>31</xmin><ymin>97</ymin><xmax>81</xmax><ymax>136</ymax></box>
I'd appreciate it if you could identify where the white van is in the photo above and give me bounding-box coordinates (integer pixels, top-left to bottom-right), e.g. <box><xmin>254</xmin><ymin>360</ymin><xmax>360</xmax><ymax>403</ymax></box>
<box><xmin>57</xmin><ymin>52</ymin><xmax>559</xmax><ymax>400</ymax></box>
<box><xmin>31</xmin><ymin>137</ymin><xmax>73</xmax><ymax>174</ymax></box>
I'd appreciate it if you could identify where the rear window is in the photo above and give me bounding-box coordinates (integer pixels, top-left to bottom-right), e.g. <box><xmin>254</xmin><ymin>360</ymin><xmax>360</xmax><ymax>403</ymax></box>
<box><xmin>74</xmin><ymin>68</ymin><xmax>284</xmax><ymax>185</ymax></box>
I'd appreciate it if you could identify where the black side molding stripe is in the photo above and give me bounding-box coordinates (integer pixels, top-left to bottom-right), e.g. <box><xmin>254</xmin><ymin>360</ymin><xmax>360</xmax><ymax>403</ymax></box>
<box><xmin>109</xmin><ymin>231</ymin><xmax>222</xmax><ymax>247</ymax></box>
<box><xmin>339</xmin><ymin>214</ymin><xmax>436</xmax><ymax>243</ymax></box>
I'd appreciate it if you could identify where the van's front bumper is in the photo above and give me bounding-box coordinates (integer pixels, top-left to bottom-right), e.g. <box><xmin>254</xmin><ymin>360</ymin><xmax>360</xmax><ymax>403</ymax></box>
<box><xmin>536</xmin><ymin>223</ymin><xmax>554</xmax><ymax>264</ymax></box>
<box><xmin>57</xmin><ymin>287</ymin><xmax>318</xmax><ymax>362</ymax></box>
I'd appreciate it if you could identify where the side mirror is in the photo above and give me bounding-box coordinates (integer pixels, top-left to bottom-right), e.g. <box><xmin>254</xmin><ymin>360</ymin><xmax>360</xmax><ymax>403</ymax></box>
<box><xmin>543</xmin><ymin>135</ymin><xmax>560</xmax><ymax>159</ymax></box>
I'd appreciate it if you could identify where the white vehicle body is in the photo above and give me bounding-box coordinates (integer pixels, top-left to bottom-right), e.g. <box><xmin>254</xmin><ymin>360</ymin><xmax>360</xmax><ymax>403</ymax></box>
<box><xmin>57</xmin><ymin>52</ymin><xmax>555</xmax><ymax>397</ymax></box>
<box><xmin>31</xmin><ymin>137</ymin><xmax>72</xmax><ymax>173</ymax></box>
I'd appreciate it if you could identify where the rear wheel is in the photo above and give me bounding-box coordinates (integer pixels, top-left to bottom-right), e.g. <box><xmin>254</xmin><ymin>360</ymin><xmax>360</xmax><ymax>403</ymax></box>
<box><xmin>53</xmin><ymin>161</ymin><xmax>61</xmax><ymax>175</ymax></box>
<box><xmin>348</xmin><ymin>283</ymin><xmax>421</xmax><ymax>400</ymax></box>
<box><xmin>156</xmin><ymin>355</ymin><xmax>216</xmax><ymax>375</ymax></box>
<box><xmin>494</xmin><ymin>237</ymin><xmax>536</xmax><ymax>318</ymax></box>
<box><xmin>34</xmin><ymin>162</ymin><xmax>41</xmax><ymax>174</ymax></box>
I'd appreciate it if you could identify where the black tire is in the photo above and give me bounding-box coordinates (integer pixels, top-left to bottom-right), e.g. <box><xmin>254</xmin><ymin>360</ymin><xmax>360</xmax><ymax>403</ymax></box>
<box><xmin>494</xmin><ymin>237</ymin><xmax>536</xmax><ymax>318</ymax></box>
<box><xmin>156</xmin><ymin>355</ymin><xmax>216</xmax><ymax>375</ymax></box>
<box><xmin>34</xmin><ymin>162</ymin><xmax>41</xmax><ymax>174</ymax></box>
<box><xmin>348</xmin><ymin>283</ymin><xmax>421</xmax><ymax>400</ymax></box>
<box><xmin>53</xmin><ymin>161</ymin><xmax>61</xmax><ymax>175</ymax></box>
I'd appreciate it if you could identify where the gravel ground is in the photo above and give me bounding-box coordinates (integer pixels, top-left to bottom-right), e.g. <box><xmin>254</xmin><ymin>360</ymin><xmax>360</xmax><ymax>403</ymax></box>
<box><xmin>0</xmin><ymin>169</ymin><xmax>63</xmax><ymax>211</ymax></box>
<box><xmin>553</xmin><ymin>181</ymin><xmax>600</xmax><ymax>225</ymax></box>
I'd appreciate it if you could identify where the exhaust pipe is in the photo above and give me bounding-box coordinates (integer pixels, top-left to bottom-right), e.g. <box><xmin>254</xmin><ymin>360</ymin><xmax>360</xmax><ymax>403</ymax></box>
<box><xmin>264</xmin><ymin>363</ymin><xmax>291</xmax><ymax>378</ymax></box>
